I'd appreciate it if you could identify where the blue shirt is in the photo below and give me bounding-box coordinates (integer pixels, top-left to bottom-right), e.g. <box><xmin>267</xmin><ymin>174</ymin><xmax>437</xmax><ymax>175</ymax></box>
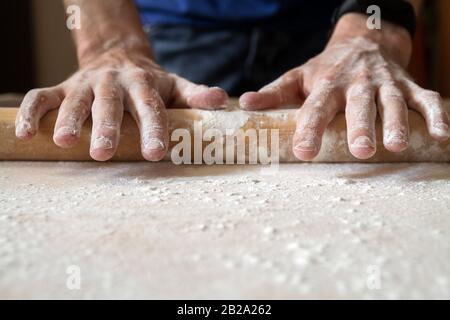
<box><xmin>136</xmin><ymin>0</ymin><xmax>343</xmax><ymax>29</ymax></box>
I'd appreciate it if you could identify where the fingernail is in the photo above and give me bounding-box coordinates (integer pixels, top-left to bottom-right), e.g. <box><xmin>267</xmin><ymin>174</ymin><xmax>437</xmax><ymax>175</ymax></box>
<box><xmin>144</xmin><ymin>138</ymin><xmax>165</xmax><ymax>151</ymax></box>
<box><xmin>92</xmin><ymin>136</ymin><xmax>113</xmax><ymax>150</ymax></box>
<box><xmin>351</xmin><ymin>136</ymin><xmax>374</xmax><ymax>149</ymax></box>
<box><xmin>294</xmin><ymin>140</ymin><xmax>317</xmax><ymax>152</ymax></box>
<box><xmin>433</xmin><ymin>123</ymin><xmax>449</xmax><ymax>137</ymax></box>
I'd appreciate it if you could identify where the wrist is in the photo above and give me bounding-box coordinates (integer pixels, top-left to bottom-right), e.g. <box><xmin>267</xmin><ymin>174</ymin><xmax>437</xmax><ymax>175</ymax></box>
<box><xmin>329</xmin><ymin>13</ymin><xmax>412</xmax><ymax>67</ymax></box>
<box><xmin>76</xmin><ymin>33</ymin><xmax>153</xmax><ymax>66</ymax></box>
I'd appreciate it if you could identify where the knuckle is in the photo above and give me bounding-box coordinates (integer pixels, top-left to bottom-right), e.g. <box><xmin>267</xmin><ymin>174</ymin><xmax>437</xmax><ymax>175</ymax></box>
<box><xmin>301</xmin><ymin>124</ymin><xmax>317</xmax><ymax>132</ymax></box>
<box><xmin>139</xmin><ymin>99</ymin><xmax>160</xmax><ymax>112</ymax></box>
<box><xmin>142</xmin><ymin>123</ymin><xmax>166</xmax><ymax>135</ymax></box>
<box><xmin>355</xmin><ymin>68</ymin><xmax>373</xmax><ymax>82</ymax></box>
<box><xmin>419</xmin><ymin>90</ymin><xmax>442</xmax><ymax>103</ymax></box>
<box><xmin>99</xmin><ymin>69</ymin><xmax>119</xmax><ymax>81</ymax></box>
<box><xmin>140</xmin><ymin>106</ymin><xmax>166</xmax><ymax>120</ymax></box>
<box><xmin>300</xmin><ymin>122</ymin><xmax>319</xmax><ymax>132</ymax></box>
<box><xmin>68</xmin><ymin>90</ymin><xmax>91</xmax><ymax>106</ymax></box>
<box><xmin>348</xmin><ymin>123</ymin><xmax>371</xmax><ymax>134</ymax></box>
<box><xmin>347</xmin><ymin>83</ymin><xmax>372</xmax><ymax>100</ymax></box>
<box><xmin>96</xmin><ymin>86</ymin><xmax>122</xmax><ymax>102</ymax></box>
<box><xmin>376</xmin><ymin>66</ymin><xmax>394</xmax><ymax>81</ymax></box>
<box><xmin>63</xmin><ymin>88</ymin><xmax>93</xmax><ymax>116</ymax></box>
<box><xmin>349</xmin><ymin>97</ymin><xmax>373</xmax><ymax>108</ymax></box>
<box><xmin>314</xmin><ymin>78</ymin><xmax>337</xmax><ymax>92</ymax></box>
<box><xmin>95</xmin><ymin>97</ymin><xmax>121</xmax><ymax>105</ymax></box>
<box><xmin>21</xmin><ymin>89</ymin><xmax>50</xmax><ymax>114</ymax></box>
<box><xmin>68</xmin><ymin>70</ymin><xmax>88</xmax><ymax>84</ymax></box>
<box><xmin>138</xmin><ymin>91</ymin><xmax>164</xmax><ymax>109</ymax></box>
<box><xmin>385</xmin><ymin>121</ymin><xmax>408</xmax><ymax>133</ymax></box>
<box><xmin>27</xmin><ymin>89</ymin><xmax>47</xmax><ymax>103</ymax></box>
<box><xmin>131</xmin><ymin>69</ymin><xmax>155</xmax><ymax>84</ymax></box>
<box><xmin>385</xmin><ymin>93</ymin><xmax>404</xmax><ymax>102</ymax></box>
<box><xmin>379</xmin><ymin>86</ymin><xmax>404</xmax><ymax>103</ymax></box>
<box><xmin>298</xmin><ymin>108</ymin><xmax>327</xmax><ymax>129</ymax></box>
<box><xmin>97</xmin><ymin>119</ymin><xmax>119</xmax><ymax>130</ymax></box>
<box><xmin>76</xmin><ymin>98</ymin><xmax>91</xmax><ymax>112</ymax></box>
<box><xmin>320</xmin><ymin>72</ymin><xmax>338</xmax><ymax>83</ymax></box>
<box><xmin>283</xmin><ymin>69</ymin><xmax>301</xmax><ymax>82</ymax></box>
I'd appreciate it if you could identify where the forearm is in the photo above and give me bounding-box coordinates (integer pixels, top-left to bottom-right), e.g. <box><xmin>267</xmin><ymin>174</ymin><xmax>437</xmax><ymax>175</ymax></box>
<box><xmin>64</xmin><ymin>0</ymin><xmax>152</xmax><ymax>65</ymax></box>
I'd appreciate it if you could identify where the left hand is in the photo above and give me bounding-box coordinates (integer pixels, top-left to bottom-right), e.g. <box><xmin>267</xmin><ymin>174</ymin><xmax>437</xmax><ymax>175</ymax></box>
<box><xmin>239</xmin><ymin>13</ymin><xmax>450</xmax><ymax>160</ymax></box>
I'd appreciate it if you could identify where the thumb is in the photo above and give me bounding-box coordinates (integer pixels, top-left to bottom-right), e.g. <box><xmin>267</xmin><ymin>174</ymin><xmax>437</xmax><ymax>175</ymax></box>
<box><xmin>239</xmin><ymin>69</ymin><xmax>304</xmax><ymax>110</ymax></box>
<box><xmin>170</xmin><ymin>74</ymin><xmax>229</xmax><ymax>110</ymax></box>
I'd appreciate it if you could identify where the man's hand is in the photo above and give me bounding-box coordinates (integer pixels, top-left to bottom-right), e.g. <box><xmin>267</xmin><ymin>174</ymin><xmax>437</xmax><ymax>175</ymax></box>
<box><xmin>240</xmin><ymin>13</ymin><xmax>449</xmax><ymax>160</ymax></box>
<box><xmin>15</xmin><ymin>0</ymin><xmax>228</xmax><ymax>161</ymax></box>
<box><xmin>15</xmin><ymin>48</ymin><xmax>227</xmax><ymax>162</ymax></box>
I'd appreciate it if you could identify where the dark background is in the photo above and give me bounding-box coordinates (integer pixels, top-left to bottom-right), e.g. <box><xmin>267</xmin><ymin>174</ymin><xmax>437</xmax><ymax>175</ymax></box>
<box><xmin>0</xmin><ymin>1</ymin><xmax>35</xmax><ymax>93</ymax></box>
<box><xmin>0</xmin><ymin>0</ymin><xmax>449</xmax><ymax>99</ymax></box>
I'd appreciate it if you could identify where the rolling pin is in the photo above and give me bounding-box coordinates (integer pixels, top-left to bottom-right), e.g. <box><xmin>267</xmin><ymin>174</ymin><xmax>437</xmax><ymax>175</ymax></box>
<box><xmin>0</xmin><ymin>102</ymin><xmax>449</xmax><ymax>162</ymax></box>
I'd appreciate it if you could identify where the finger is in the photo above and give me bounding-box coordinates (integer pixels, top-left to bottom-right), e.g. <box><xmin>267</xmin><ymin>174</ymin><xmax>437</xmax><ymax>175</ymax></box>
<box><xmin>345</xmin><ymin>83</ymin><xmax>377</xmax><ymax>159</ymax></box>
<box><xmin>240</xmin><ymin>69</ymin><xmax>304</xmax><ymax>110</ymax></box>
<box><xmin>90</xmin><ymin>77</ymin><xmax>124</xmax><ymax>161</ymax></box>
<box><xmin>16</xmin><ymin>87</ymin><xmax>63</xmax><ymax>140</ymax></box>
<box><xmin>402</xmin><ymin>81</ymin><xmax>449</xmax><ymax>141</ymax></box>
<box><xmin>292</xmin><ymin>81</ymin><xmax>341</xmax><ymax>161</ymax></box>
<box><xmin>127</xmin><ymin>81</ymin><xmax>168</xmax><ymax>161</ymax></box>
<box><xmin>377</xmin><ymin>85</ymin><xmax>409</xmax><ymax>152</ymax></box>
<box><xmin>170</xmin><ymin>74</ymin><xmax>228</xmax><ymax>110</ymax></box>
<box><xmin>53</xmin><ymin>86</ymin><xmax>94</xmax><ymax>148</ymax></box>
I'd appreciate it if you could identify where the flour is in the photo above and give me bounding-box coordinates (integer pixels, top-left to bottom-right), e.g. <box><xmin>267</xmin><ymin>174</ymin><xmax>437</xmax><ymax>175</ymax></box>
<box><xmin>0</xmin><ymin>161</ymin><xmax>449</xmax><ymax>299</ymax></box>
<box><xmin>202</xmin><ymin>108</ymin><xmax>250</xmax><ymax>135</ymax></box>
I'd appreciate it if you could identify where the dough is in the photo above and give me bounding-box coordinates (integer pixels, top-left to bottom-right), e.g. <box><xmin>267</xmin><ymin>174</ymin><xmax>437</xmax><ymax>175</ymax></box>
<box><xmin>0</xmin><ymin>101</ymin><xmax>449</xmax><ymax>162</ymax></box>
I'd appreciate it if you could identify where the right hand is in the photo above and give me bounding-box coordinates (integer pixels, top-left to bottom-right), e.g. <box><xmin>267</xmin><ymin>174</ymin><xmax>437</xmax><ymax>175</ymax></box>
<box><xmin>15</xmin><ymin>48</ymin><xmax>228</xmax><ymax>161</ymax></box>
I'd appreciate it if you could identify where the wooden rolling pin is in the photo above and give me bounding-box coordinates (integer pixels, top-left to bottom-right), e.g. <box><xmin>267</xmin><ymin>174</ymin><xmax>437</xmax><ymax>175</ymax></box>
<box><xmin>0</xmin><ymin>102</ymin><xmax>449</xmax><ymax>162</ymax></box>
